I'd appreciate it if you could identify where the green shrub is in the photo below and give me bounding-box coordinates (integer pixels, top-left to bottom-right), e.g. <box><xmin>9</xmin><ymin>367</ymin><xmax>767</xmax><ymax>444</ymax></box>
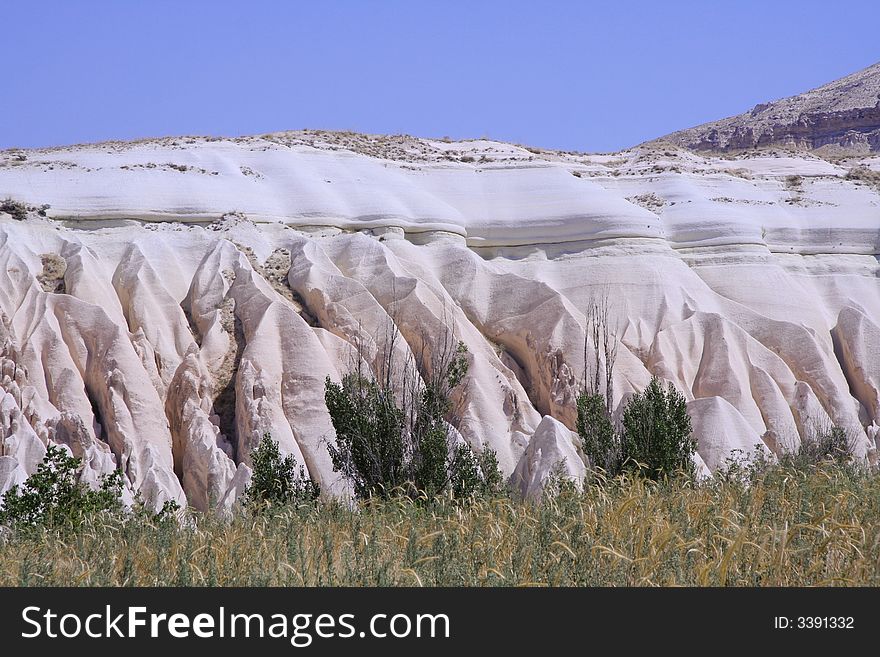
<box><xmin>578</xmin><ymin>378</ymin><xmax>696</xmax><ymax>480</ymax></box>
<box><xmin>576</xmin><ymin>391</ymin><xmax>620</xmax><ymax>474</ymax></box>
<box><xmin>325</xmin><ymin>337</ymin><xmax>502</xmax><ymax>500</ymax></box>
<box><xmin>576</xmin><ymin>292</ymin><xmax>624</xmax><ymax>476</ymax></box>
<box><xmin>620</xmin><ymin>377</ymin><xmax>696</xmax><ymax>479</ymax></box>
<box><xmin>0</xmin><ymin>444</ymin><xmax>123</xmax><ymax>529</ymax></box>
<box><xmin>243</xmin><ymin>434</ymin><xmax>320</xmax><ymax>509</ymax></box>
<box><xmin>449</xmin><ymin>443</ymin><xmax>504</xmax><ymax>499</ymax></box>
<box><xmin>325</xmin><ymin>372</ymin><xmax>408</xmax><ymax>498</ymax></box>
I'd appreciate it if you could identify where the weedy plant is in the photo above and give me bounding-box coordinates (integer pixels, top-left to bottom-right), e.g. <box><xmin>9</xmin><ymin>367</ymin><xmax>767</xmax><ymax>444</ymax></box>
<box><xmin>0</xmin><ymin>198</ymin><xmax>29</xmax><ymax>221</ymax></box>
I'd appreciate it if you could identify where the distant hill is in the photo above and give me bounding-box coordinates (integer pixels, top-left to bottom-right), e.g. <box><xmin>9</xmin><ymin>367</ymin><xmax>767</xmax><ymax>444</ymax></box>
<box><xmin>662</xmin><ymin>61</ymin><xmax>880</xmax><ymax>153</ymax></box>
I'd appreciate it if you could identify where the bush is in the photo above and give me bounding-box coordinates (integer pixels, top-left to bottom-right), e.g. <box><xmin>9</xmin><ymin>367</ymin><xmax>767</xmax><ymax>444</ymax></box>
<box><xmin>243</xmin><ymin>434</ymin><xmax>320</xmax><ymax>509</ymax></box>
<box><xmin>0</xmin><ymin>198</ymin><xmax>49</xmax><ymax>220</ymax></box>
<box><xmin>620</xmin><ymin>377</ymin><xmax>696</xmax><ymax>479</ymax></box>
<box><xmin>449</xmin><ymin>443</ymin><xmax>504</xmax><ymax>499</ymax></box>
<box><xmin>783</xmin><ymin>424</ymin><xmax>854</xmax><ymax>469</ymax></box>
<box><xmin>0</xmin><ymin>444</ymin><xmax>123</xmax><ymax>529</ymax></box>
<box><xmin>325</xmin><ymin>333</ymin><xmax>502</xmax><ymax>500</ymax></box>
<box><xmin>576</xmin><ymin>292</ymin><xmax>625</xmax><ymax>476</ymax></box>
<box><xmin>845</xmin><ymin>166</ymin><xmax>880</xmax><ymax>190</ymax></box>
<box><xmin>325</xmin><ymin>372</ymin><xmax>408</xmax><ymax>498</ymax></box>
<box><xmin>784</xmin><ymin>174</ymin><xmax>803</xmax><ymax>188</ymax></box>
<box><xmin>0</xmin><ymin>198</ymin><xmax>28</xmax><ymax>221</ymax></box>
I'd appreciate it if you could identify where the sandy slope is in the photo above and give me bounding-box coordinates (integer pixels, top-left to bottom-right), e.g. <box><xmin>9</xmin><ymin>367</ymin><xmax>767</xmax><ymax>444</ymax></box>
<box><xmin>0</xmin><ymin>132</ymin><xmax>878</xmax><ymax>507</ymax></box>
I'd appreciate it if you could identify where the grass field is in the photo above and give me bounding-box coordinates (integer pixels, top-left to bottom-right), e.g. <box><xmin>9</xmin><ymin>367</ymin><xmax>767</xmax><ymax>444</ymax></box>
<box><xmin>1</xmin><ymin>462</ymin><xmax>879</xmax><ymax>586</ymax></box>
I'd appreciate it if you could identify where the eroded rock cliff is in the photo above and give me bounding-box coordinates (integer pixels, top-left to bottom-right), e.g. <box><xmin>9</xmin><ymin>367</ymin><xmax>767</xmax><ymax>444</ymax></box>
<box><xmin>0</xmin><ymin>129</ymin><xmax>878</xmax><ymax>508</ymax></box>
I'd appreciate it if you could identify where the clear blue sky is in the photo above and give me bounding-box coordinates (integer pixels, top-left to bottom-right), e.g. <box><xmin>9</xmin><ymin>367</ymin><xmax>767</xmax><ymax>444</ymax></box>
<box><xmin>2</xmin><ymin>0</ymin><xmax>878</xmax><ymax>153</ymax></box>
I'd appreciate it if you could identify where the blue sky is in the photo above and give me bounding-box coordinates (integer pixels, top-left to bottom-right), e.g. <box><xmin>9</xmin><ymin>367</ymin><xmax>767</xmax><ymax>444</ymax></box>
<box><xmin>2</xmin><ymin>1</ymin><xmax>878</xmax><ymax>152</ymax></box>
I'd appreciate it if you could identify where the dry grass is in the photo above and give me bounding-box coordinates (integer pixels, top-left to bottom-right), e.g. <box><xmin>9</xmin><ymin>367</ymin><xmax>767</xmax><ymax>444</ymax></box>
<box><xmin>2</xmin><ymin>463</ymin><xmax>879</xmax><ymax>586</ymax></box>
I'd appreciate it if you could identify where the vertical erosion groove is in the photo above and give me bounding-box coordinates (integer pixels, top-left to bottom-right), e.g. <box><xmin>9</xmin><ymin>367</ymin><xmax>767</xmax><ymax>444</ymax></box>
<box><xmin>212</xmin><ymin>294</ymin><xmax>245</xmax><ymax>462</ymax></box>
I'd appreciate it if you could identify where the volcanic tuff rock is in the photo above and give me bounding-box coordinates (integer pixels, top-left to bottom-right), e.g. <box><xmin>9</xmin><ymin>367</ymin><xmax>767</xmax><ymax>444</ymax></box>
<box><xmin>0</xmin><ymin>123</ymin><xmax>878</xmax><ymax>509</ymax></box>
<box><xmin>511</xmin><ymin>415</ymin><xmax>586</xmax><ymax>501</ymax></box>
<box><xmin>663</xmin><ymin>61</ymin><xmax>880</xmax><ymax>153</ymax></box>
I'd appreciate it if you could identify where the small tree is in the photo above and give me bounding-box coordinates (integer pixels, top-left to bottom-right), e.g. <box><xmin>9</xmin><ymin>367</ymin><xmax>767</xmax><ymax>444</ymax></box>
<box><xmin>620</xmin><ymin>377</ymin><xmax>696</xmax><ymax>480</ymax></box>
<box><xmin>0</xmin><ymin>444</ymin><xmax>123</xmax><ymax>529</ymax></box>
<box><xmin>325</xmin><ymin>319</ymin><xmax>502</xmax><ymax>500</ymax></box>
<box><xmin>325</xmin><ymin>373</ymin><xmax>408</xmax><ymax>498</ymax></box>
<box><xmin>575</xmin><ymin>294</ymin><xmax>696</xmax><ymax>481</ymax></box>
<box><xmin>577</xmin><ymin>392</ymin><xmax>620</xmax><ymax>473</ymax></box>
<box><xmin>577</xmin><ymin>292</ymin><xmax>622</xmax><ymax>474</ymax></box>
<box><xmin>244</xmin><ymin>434</ymin><xmax>320</xmax><ymax>509</ymax></box>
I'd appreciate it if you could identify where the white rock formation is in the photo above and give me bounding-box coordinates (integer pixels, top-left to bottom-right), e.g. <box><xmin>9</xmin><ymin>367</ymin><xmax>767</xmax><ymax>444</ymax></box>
<box><xmin>0</xmin><ymin>128</ymin><xmax>877</xmax><ymax>506</ymax></box>
<box><xmin>512</xmin><ymin>416</ymin><xmax>586</xmax><ymax>500</ymax></box>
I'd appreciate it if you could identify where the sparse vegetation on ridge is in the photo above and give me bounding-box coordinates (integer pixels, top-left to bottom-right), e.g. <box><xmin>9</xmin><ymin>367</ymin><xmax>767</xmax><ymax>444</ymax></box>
<box><xmin>0</xmin><ymin>197</ymin><xmax>50</xmax><ymax>220</ymax></box>
<box><xmin>845</xmin><ymin>165</ymin><xmax>880</xmax><ymax>190</ymax></box>
<box><xmin>1</xmin><ymin>197</ymin><xmax>28</xmax><ymax>221</ymax></box>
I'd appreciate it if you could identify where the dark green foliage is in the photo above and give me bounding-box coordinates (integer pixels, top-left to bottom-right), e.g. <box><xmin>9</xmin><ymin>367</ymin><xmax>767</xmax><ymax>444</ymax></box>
<box><xmin>0</xmin><ymin>444</ymin><xmax>123</xmax><ymax>529</ymax></box>
<box><xmin>576</xmin><ymin>391</ymin><xmax>620</xmax><ymax>474</ymax></box>
<box><xmin>412</xmin><ymin>424</ymin><xmax>449</xmax><ymax>497</ymax></box>
<box><xmin>450</xmin><ymin>443</ymin><xmax>505</xmax><ymax>499</ymax></box>
<box><xmin>325</xmin><ymin>373</ymin><xmax>408</xmax><ymax>498</ymax></box>
<box><xmin>577</xmin><ymin>377</ymin><xmax>696</xmax><ymax>480</ymax></box>
<box><xmin>620</xmin><ymin>377</ymin><xmax>696</xmax><ymax>479</ymax></box>
<box><xmin>244</xmin><ymin>434</ymin><xmax>320</xmax><ymax>509</ymax></box>
<box><xmin>325</xmin><ymin>340</ymin><xmax>502</xmax><ymax>500</ymax></box>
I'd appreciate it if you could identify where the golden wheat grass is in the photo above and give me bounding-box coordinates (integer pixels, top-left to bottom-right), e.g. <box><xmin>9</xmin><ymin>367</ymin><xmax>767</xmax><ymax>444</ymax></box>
<box><xmin>1</xmin><ymin>463</ymin><xmax>879</xmax><ymax>586</ymax></box>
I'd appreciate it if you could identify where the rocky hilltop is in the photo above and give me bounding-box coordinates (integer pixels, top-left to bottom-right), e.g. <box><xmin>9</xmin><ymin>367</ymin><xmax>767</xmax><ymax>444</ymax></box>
<box><xmin>664</xmin><ymin>61</ymin><xmax>880</xmax><ymax>153</ymax></box>
<box><xmin>0</xmin><ymin>128</ymin><xmax>878</xmax><ymax>510</ymax></box>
